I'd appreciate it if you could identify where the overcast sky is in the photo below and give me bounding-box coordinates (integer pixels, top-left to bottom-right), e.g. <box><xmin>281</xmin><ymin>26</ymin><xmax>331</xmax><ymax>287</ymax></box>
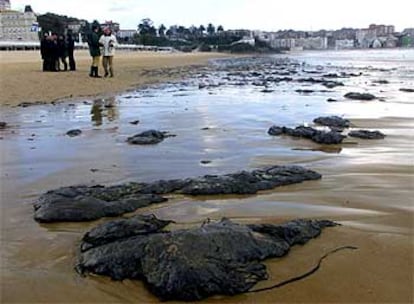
<box><xmin>12</xmin><ymin>0</ymin><xmax>413</xmax><ymax>32</ymax></box>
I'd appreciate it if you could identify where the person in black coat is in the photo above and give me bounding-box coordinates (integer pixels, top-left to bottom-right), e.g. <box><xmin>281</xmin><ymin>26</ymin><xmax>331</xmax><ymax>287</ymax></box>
<box><xmin>57</xmin><ymin>35</ymin><xmax>68</xmax><ymax>71</ymax></box>
<box><xmin>40</xmin><ymin>33</ymin><xmax>49</xmax><ymax>71</ymax></box>
<box><xmin>88</xmin><ymin>25</ymin><xmax>102</xmax><ymax>77</ymax></box>
<box><xmin>49</xmin><ymin>33</ymin><xmax>59</xmax><ymax>72</ymax></box>
<box><xmin>66</xmin><ymin>30</ymin><xmax>76</xmax><ymax>71</ymax></box>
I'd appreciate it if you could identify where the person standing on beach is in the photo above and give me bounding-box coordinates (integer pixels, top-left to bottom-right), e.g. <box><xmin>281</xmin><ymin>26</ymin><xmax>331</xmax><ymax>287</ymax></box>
<box><xmin>88</xmin><ymin>25</ymin><xmax>102</xmax><ymax>78</ymax></box>
<box><xmin>49</xmin><ymin>33</ymin><xmax>59</xmax><ymax>72</ymax></box>
<box><xmin>40</xmin><ymin>33</ymin><xmax>49</xmax><ymax>71</ymax></box>
<box><xmin>57</xmin><ymin>35</ymin><xmax>68</xmax><ymax>71</ymax></box>
<box><xmin>42</xmin><ymin>34</ymin><xmax>55</xmax><ymax>71</ymax></box>
<box><xmin>66</xmin><ymin>30</ymin><xmax>76</xmax><ymax>71</ymax></box>
<box><xmin>99</xmin><ymin>27</ymin><xmax>118</xmax><ymax>78</ymax></box>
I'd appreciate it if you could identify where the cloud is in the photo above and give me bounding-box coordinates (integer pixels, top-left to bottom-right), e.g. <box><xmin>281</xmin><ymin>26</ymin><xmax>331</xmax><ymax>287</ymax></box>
<box><xmin>109</xmin><ymin>5</ymin><xmax>129</xmax><ymax>12</ymax></box>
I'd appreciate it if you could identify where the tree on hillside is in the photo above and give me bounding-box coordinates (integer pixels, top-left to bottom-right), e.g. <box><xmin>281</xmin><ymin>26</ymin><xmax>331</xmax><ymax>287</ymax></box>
<box><xmin>177</xmin><ymin>25</ymin><xmax>186</xmax><ymax>37</ymax></box>
<box><xmin>38</xmin><ymin>12</ymin><xmax>89</xmax><ymax>41</ymax></box>
<box><xmin>158</xmin><ymin>24</ymin><xmax>166</xmax><ymax>37</ymax></box>
<box><xmin>138</xmin><ymin>18</ymin><xmax>157</xmax><ymax>36</ymax></box>
<box><xmin>125</xmin><ymin>18</ymin><xmax>244</xmax><ymax>51</ymax></box>
<box><xmin>138</xmin><ymin>18</ymin><xmax>157</xmax><ymax>44</ymax></box>
<box><xmin>198</xmin><ymin>25</ymin><xmax>206</xmax><ymax>36</ymax></box>
<box><xmin>207</xmin><ymin>23</ymin><xmax>215</xmax><ymax>36</ymax></box>
<box><xmin>189</xmin><ymin>25</ymin><xmax>197</xmax><ymax>35</ymax></box>
<box><xmin>37</xmin><ymin>13</ymin><xmax>75</xmax><ymax>34</ymax></box>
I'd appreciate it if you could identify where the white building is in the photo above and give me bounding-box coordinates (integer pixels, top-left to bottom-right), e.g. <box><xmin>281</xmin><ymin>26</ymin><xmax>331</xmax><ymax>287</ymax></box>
<box><xmin>0</xmin><ymin>3</ymin><xmax>39</xmax><ymax>41</ymax></box>
<box><xmin>256</xmin><ymin>30</ymin><xmax>328</xmax><ymax>51</ymax></box>
<box><xmin>67</xmin><ymin>20</ymin><xmax>86</xmax><ymax>33</ymax></box>
<box><xmin>356</xmin><ymin>24</ymin><xmax>396</xmax><ymax>48</ymax></box>
<box><xmin>270</xmin><ymin>38</ymin><xmax>296</xmax><ymax>49</ymax></box>
<box><xmin>117</xmin><ymin>29</ymin><xmax>137</xmax><ymax>40</ymax></box>
<box><xmin>295</xmin><ymin>37</ymin><xmax>328</xmax><ymax>50</ymax></box>
<box><xmin>335</xmin><ymin>39</ymin><xmax>355</xmax><ymax>49</ymax></box>
<box><xmin>0</xmin><ymin>0</ymin><xmax>11</xmax><ymax>10</ymax></box>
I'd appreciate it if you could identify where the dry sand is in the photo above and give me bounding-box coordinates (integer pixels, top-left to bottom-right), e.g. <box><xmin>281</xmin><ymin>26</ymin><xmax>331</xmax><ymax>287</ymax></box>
<box><xmin>0</xmin><ymin>51</ymin><xmax>413</xmax><ymax>303</ymax></box>
<box><xmin>0</xmin><ymin>50</ymin><xmax>232</xmax><ymax>106</ymax></box>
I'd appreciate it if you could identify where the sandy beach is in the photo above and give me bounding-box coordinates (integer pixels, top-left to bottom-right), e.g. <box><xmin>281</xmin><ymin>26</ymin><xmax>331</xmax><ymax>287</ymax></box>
<box><xmin>1</xmin><ymin>49</ymin><xmax>413</xmax><ymax>303</ymax></box>
<box><xmin>0</xmin><ymin>50</ymin><xmax>232</xmax><ymax>106</ymax></box>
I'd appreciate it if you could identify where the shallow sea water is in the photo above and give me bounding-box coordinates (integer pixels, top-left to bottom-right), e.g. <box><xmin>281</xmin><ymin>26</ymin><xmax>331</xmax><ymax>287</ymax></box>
<box><xmin>1</xmin><ymin>49</ymin><xmax>413</xmax><ymax>303</ymax></box>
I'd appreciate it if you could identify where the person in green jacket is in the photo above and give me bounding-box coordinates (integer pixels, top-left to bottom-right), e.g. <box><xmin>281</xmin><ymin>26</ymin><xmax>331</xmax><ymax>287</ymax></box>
<box><xmin>88</xmin><ymin>25</ymin><xmax>102</xmax><ymax>78</ymax></box>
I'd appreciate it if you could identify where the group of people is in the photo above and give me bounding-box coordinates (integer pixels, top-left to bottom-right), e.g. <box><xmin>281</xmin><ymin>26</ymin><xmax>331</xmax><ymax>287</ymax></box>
<box><xmin>88</xmin><ymin>26</ymin><xmax>118</xmax><ymax>78</ymax></box>
<box><xmin>40</xmin><ymin>26</ymin><xmax>117</xmax><ymax>78</ymax></box>
<box><xmin>40</xmin><ymin>31</ymin><xmax>76</xmax><ymax>72</ymax></box>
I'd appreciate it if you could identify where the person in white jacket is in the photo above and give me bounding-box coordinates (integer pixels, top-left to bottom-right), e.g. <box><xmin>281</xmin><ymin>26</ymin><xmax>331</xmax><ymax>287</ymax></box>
<box><xmin>99</xmin><ymin>27</ymin><xmax>118</xmax><ymax>77</ymax></box>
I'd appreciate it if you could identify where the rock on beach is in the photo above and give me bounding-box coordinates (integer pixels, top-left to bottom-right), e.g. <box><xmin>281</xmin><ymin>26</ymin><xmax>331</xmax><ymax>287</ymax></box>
<box><xmin>66</xmin><ymin>129</ymin><xmax>82</xmax><ymax>137</ymax></box>
<box><xmin>399</xmin><ymin>88</ymin><xmax>414</xmax><ymax>93</ymax></box>
<box><xmin>127</xmin><ymin>130</ymin><xmax>175</xmax><ymax>145</ymax></box>
<box><xmin>77</xmin><ymin>215</ymin><xmax>338</xmax><ymax>301</ymax></box>
<box><xmin>34</xmin><ymin>165</ymin><xmax>322</xmax><ymax>223</ymax></box>
<box><xmin>344</xmin><ymin>92</ymin><xmax>377</xmax><ymax>100</ymax></box>
<box><xmin>313</xmin><ymin>116</ymin><xmax>351</xmax><ymax>129</ymax></box>
<box><xmin>348</xmin><ymin>130</ymin><xmax>386</xmax><ymax>139</ymax></box>
<box><xmin>268</xmin><ymin>125</ymin><xmax>346</xmax><ymax>144</ymax></box>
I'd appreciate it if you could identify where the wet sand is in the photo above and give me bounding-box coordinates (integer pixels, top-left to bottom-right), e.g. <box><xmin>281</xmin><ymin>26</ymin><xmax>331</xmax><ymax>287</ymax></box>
<box><xmin>0</xmin><ymin>50</ymin><xmax>232</xmax><ymax>106</ymax></box>
<box><xmin>1</xmin><ymin>50</ymin><xmax>413</xmax><ymax>303</ymax></box>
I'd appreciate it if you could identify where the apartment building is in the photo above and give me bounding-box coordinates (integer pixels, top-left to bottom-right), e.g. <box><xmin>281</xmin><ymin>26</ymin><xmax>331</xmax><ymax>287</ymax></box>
<box><xmin>0</xmin><ymin>0</ymin><xmax>11</xmax><ymax>10</ymax></box>
<box><xmin>100</xmin><ymin>20</ymin><xmax>120</xmax><ymax>33</ymax></box>
<box><xmin>356</xmin><ymin>24</ymin><xmax>396</xmax><ymax>48</ymax></box>
<box><xmin>0</xmin><ymin>3</ymin><xmax>39</xmax><ymax>41</ymax></box>
<box><xmin>117</xmin><ymin>29</ymin><xmax>137</xmax><ymax>42</ymax></box>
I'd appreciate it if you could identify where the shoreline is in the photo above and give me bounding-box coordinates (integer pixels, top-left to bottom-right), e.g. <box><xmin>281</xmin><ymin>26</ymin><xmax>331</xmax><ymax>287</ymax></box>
<box><xmin>0</xmin><ymin>50</ymin><xmax>235</xmax><ymax>107</ymax></box>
